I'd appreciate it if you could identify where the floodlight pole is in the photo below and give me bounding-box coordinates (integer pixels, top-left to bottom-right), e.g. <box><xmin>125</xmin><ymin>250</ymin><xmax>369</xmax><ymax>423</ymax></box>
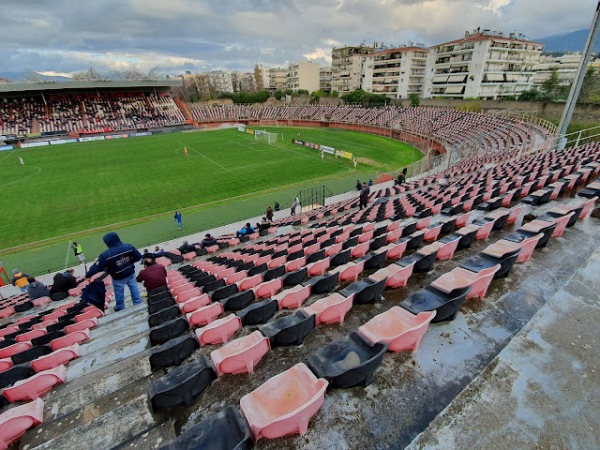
<box><xmin>557</xmin><ymin>0</ymin><xmax>600</xmax><ymax>149</ymax></box>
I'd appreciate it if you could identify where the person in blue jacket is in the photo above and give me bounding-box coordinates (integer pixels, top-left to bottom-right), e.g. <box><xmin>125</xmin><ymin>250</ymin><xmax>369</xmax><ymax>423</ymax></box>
<box><xmin>236</xmin><ymin>223</ymin><xmax>255</xmax><ymax>238</ymax></box>
<box><xmin>86</xmin><ymin>232</ymin><xmax>142</xmax><ymax>311</ymax></box>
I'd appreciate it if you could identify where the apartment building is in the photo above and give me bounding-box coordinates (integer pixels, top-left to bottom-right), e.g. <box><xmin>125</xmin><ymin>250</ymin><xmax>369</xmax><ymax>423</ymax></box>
<box><xmin>268</xmin><ymin>68</ymin><xmax>288</xmax><ymax>92</ymax></box>
<box><xmin>331</xmin><ymin>45</ymin><xmax>377</xmax><ymax>94</ymax></box>
<box><xmin>532</xmin><ymin>53</ymin><xmax>581</xmax><ymax>88</ymax></box>
<box><xmin>319</xmin><ymin>66</ymin><xmax>332</xmax><ymax>92</ymax></box>
<box><xmin>362</xmin><ymin>47</ymin><xmax>429</xmax><ymax>99</ymax></box>
<box><xmin>424</xmin><ymin>29</ymin><xmax>543</xmax><ymax>99</ymax></box>
<box><xmin>287</xmin><ymin>61</ymin><xmax>320</xmax><ymax>93</ymax></box>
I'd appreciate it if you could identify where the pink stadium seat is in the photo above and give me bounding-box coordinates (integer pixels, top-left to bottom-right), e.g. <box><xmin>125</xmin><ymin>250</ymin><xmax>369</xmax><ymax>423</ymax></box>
<box><xmin>50</xmin><ymin>329</ymin><xmax>91</xmax><ymax>351</ymax></box>
<box><xmin>16</xmin><ymin>329</ymin><xmax>46</xmax><ymax>343</ymax></box>
<box><xmin>0</xmin><ymin>308</ymin><xmax>15</xmax><ymax>320</ymax></box>
<box><xmin>306</xmin><ymin>258</ymin><xmax>331</xmax><ymax>277</ymax></box>
<box><xmin>31</xmin><ymin>344</ymin><xmax>80</xmax><ymax>373</ymax></box>
<box><xmin>183</xmin><ymin>251</ymin><xmax>196</xmax><ymax>261</ymax></box>
<box><xmin>329</xmin><ymin>260</ymin><xmax>365</xmax><ymax>283</ymax></box>
<box><xmin>0</xmin><ymin>342</ymin><xmax>33</xmax><ymax>359</ymax></box>
<box><xmin>0</xmin><ymin>325</ymin><xmax>19</xmax><ymax>339</ymax></box>
<box><xmin>2</xmin><ymin>365</ymin><xmax>67</xmax><ymax>403</ymax></box>
<box><xmin>350</xmin><ymin>242</ymin><xmax>370</xmax><ymax>258</ymax></box>
<box><xmin>64</xmin><ymin>318</ymin><xmax>98</xmax><ymax>334</ymax></box>
<box><xmin>186</xmin><ymin>302</ymin><xmax>224</xmax><ymax>327</ymax></box>
<box><xmin>240</xmin><ymin>363</ymin><xmax>328</xmax><ymax>442</ymax></box>
<box><xmin>179</xmin><ymin>294</ymin><xmax>211</xmax><ymax>314</ymax></box>
<box><xmin>42</xmin><ymin>310</ymin><xmax>67</xmax><ymax>322</ymax></box>
<box><xmin>225</xmin><ymin>270</ymin><xmax>248</xmax><ymax>285</ymax></box>
<box><xmin>303</xmin><ymin>293</ymin><xmax>353</xmax><ymax>326</ymax></box>
<box><xmin>176</xmin><ymin>288</ymin><xmax>204</xmax><ymax>304</ymax></box>
<box><xmin>0</xmin><ymin>398</ymin><xmax>44</xmax><ymax>450</ymax></box>
<box><xmin>0</xmin><ymin>358</ymin><xmax>13</xmax><ymax>374</ymax></box>
<box><xmin>216</xmin><ymin>267</ymin><xmax>237</xmax><ymax>280</ymax></box>
<box><xmin>156</xmin><ymin>257</ymin><xmax>172</xmax><ymax>267</ymax></box>
<box><xmin>324</xmin><ymin>242</ymin><xmax>343</xmax><ymax>257</ymax></box>
<box><xmin>268</xmin><ymin>255</ymin><xmax>287</xmax><ymax>269</ymax></box>
<box><xmin>253</xmin><ymin>278</ymin><xmax>284</xmax><ymax>300</ymax></box>
<box><xmin>475</xmin><ymin>220</ymin><xmax>495</xmax><ymax>240</ymax></box>
<box><xmin>74</xmin><ymin>309</ymin><xmax>104</xmax><ymax>322</ymax></box>
<box><xmin>238</xmin><ymin>274</ymin><xmax>264</xmax><ymax>292</ymax></box>
<box><xmin>211</xmin><ymin>331</ymin><xmax>271</xmax><ymax>377</ymax></box>
<box><xmin>358</xmin><ymin>308</ymin><xmax>437</xmax><ymax>352</ymax></box>
<box><xmin>32</xmin><ymin>296</ymin><xmax>52</xmax><ymax>307</ymax></box>
<box><xmin>432</xmin><ymin>264</ymin><xmax>501</xmax><ymax>300</ymax></box>
<box><xmin>273</xmin><ymin>285</ymin><xmax>312</xmax><ymax>309</ymax></box>
<box><xmin>370</xmin><ymin>262</ymin><xmax>414</xmax><ymax>289</ymax></box>
<box><xmin>285</xmin><ymin>257</ymin><xmax>307</xmax><ymax>273</ymax></box>
<box><xmin>195</xmin><ymin>315</ymin><xmax>241</xmax><ymax>346</ymax></box>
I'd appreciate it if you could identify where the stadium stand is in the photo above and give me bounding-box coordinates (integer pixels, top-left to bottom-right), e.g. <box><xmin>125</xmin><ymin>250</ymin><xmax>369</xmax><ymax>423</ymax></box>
<box><xmin>1</xmin><ymin>104</ymin><xmax>599</xmax><ymax>450</ymax></box>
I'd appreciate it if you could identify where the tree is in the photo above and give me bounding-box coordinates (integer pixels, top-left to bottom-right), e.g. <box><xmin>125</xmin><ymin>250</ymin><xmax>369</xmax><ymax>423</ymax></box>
<box><xmin>409</xmin><ymin>93</ymin><xmax>420</xmax><ymax>107</ymax></box>
<box><xmin>578</xmin><ymin>67</ymin><xmax>598</xmax><ymax>103</ymax></box>
<box><xmin>274</xmin><ymin>90</ymin><xmax>283</xmax><ymax>100</ymax></box>
<box><xmin>541</xmin><ymin>68</ymin><xmax>560</xmax><ymax>98</ymax></box>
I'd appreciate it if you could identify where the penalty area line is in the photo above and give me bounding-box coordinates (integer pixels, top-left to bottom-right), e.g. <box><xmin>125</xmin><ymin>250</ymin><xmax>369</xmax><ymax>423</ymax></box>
<box><xmin>176</xmin><ymin>140</ymin><xmax>230</xmax><ymax>172</ymax></box>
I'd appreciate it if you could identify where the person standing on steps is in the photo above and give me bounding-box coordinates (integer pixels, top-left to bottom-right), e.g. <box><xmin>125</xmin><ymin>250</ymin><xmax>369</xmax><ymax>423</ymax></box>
<box><xmin>266</xmin><ymin>205</ymin><xmax>274</xmax><ymax>222</ymax></box>
<box><xmin>85</xmin><ymin>232</ymin><xmax>142</xmax><ymax>312</ymax></box>
<box><xmin>290</xmin><ymin>197</ymin><xmax>299</xmax><ymax>215</ymax></box>
<box><xmin>72</xmin><ymin>242</ymin><xmax>87</xmax><ymax>271</ymax></box>
<box><xmin>174</xmin><ymin>211</ymin><xmax>183</xmax><ymax>229</ymax></box>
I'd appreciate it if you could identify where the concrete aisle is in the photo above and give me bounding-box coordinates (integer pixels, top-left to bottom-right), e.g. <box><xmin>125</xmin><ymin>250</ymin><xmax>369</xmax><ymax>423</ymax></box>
<box><xmin>408</xmin><ymin>245</ymin><xmax>600</xmax><ymax>450</ymax></box>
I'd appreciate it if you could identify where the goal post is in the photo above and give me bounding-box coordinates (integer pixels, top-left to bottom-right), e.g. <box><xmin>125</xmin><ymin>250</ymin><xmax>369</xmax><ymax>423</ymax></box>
<box><xmin>254</xmin><ymin>130</ymin><xmax>279</xmax><ymax>144</ymax></box>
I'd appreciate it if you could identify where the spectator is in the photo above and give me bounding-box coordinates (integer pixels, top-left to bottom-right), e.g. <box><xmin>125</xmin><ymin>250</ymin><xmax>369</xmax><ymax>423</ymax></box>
<box><xmin>153</xmin><ymin>246</ymin><xmax>165</xmax><ymax>258</ymax></box>
<box><xmin>258</xmin><ymin>217</ymin><xmax>270</xmax><ymax>232</ymax></box>
<box><xmin>266</xmin><ymin>205</ymin><xmax>274</xmax><ymax>222</ymax></box>
<box><xmin>50</xmin><ymin>272</ymin><xmax>78</xmax><ymax>300</ymax></box>
<box><xmin>72</xmin><ymin>242</ymin><xmax>87</xmax><ymax>270</ymax></box>
<box><xmin>397</xmin><ymin>173</ymin><xmax>404</xmax><ymax>185</ymax></box>
<box><xmin>236</xmin><ymin>223</ymin><xmax>255</xmax><ymax>238</ymax></box>
<box><xmin>26</xmin><ymin>276</ymin><xmax>49</xmax><ymax>301</ymax></box>
<box><xmin>178</xmin><ymin>240</ymin><xmax>196</xmax><ymax>254</ymax></box>
<box><xmin>85</xmin><ymin>232</ymin><xmax>142</xmax><ymax>312</ymax></box>
<box><xmin>274</xmin><ymin>201</ymin><xmax>280</xmax><ymax>212</ymax></box>
<box><xmin>201</xmin><ymin>233</ymin><xmax>218</xmax><ymax>247</ymax></box>
<box><xmin>11</xmin><ymin>269</ymin><xmax>29</xmax><ymax>292</ymax></box>
<box><xmin>356</xmin><ymin>179</ymin><xmax>361</xmax><ymax>191</ymax></box>
<box><xmin>174</xmin><ymin>211</ymin><xmax>183</xmax><ymax>229</ymax></box>
<box><xmin>141</xmin><ymin>248</ymin><xmax>154</xmax><ymax>260</ymax></box>
<box><xmin>136</xmin><ymin>257</ymin><xmax>167</xmax><ymax>292</ymax></box>
<box><xmin>368</xmin><ymin>178</ymin><xmax>373</xmax><ymax>187</ymax></box>
<box><xmin>402</xmin><ymin>167</ymin><xmax>408</xmax><ymax>180</ymax></box>
<box><xmin>290</xmin><ymin>197</ymin><xmax>299</xmax><ymax>215</ymax></box>
<box><xmin>359</xmin><ymin>182</ymin><xmax>370</xmax><ymax>210</ymax></box>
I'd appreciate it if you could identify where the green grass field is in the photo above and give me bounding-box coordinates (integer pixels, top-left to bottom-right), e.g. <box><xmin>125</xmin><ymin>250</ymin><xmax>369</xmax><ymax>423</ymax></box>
<box><xmin>0</xmin><ymin>126</ymin><xmax>419</xmax><ymax>275</ymax></box>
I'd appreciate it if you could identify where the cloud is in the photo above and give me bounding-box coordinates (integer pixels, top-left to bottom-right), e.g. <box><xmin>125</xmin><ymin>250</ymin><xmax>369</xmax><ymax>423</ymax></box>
<box><xmin>0</xmin><ymin>0</ymin><xmax>597</xmax><ymax>76</ymax></box>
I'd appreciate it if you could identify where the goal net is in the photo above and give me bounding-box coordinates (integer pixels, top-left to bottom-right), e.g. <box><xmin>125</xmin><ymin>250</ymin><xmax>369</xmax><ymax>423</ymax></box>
<box><xmin>254</xmin><ymin>130</ymin><xmax>279</xmax><ymax>144</ymax></box>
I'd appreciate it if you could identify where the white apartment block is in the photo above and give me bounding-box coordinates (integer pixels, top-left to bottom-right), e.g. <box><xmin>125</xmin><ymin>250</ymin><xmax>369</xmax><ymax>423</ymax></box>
<box><xmin>268</xmin><ymin>68</ymin><xmax>288</xmax><ymax>91</ymax></box>
<box><xmin>362</xmin><ymin>47</ymin><xmax>429</xmax><ymax>99</ymax></box>
<box><xmin>533</xmin><ymin>53</ymin><xmax>581</xmax><ymax>88</ymax></box>
<box><xmin>206</xmin><ymin>70</ymin><xmax>234</xmax><ymax>94</ymax></box>
<box><xmin>331</xmin><ymin>45</ymin><xmax>377</xmax><ymax>94</ymax></box>
<box><xmin>287</xmin><ymin>61</ymin><xmax>320</xmax><ymax>93</ymax></box>
<box><xmin>320</xmin><ymin>66</ymin><xmax>332</xmax><ymax>92</ymax></box>
<box><xmin>424</xmin><ymin>29</ymin><xmax>543</xmax><ymax>99</ymax></box>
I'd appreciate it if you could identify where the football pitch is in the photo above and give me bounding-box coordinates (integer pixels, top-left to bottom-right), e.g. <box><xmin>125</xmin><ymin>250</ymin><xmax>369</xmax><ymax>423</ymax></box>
<box><xmin>0</xmin><ymin>126</ymin><xmax>419</xmax><ymax>273</ymax></box>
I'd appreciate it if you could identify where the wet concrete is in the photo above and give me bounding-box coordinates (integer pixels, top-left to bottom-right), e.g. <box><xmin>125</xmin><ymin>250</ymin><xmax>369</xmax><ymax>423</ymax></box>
<box><xmin>407</xmin><ymin>238</ymin><xmax>600</xmax><ymax>450</ymax></box>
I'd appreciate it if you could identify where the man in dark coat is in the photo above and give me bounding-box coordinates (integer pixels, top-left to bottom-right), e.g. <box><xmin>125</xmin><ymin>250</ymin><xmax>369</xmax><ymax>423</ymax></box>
<box><xmin>86</xmin><ymin>232</ymin><xmax>142</xmax><ymax>311</ymax></box>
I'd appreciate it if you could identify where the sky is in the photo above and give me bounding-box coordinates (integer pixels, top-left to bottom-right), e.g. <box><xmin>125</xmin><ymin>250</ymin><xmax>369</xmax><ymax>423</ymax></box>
<box><xmin>1</xmin><ymin>0</ymin><xmax>598</xmax><ymax>78</ymax></box>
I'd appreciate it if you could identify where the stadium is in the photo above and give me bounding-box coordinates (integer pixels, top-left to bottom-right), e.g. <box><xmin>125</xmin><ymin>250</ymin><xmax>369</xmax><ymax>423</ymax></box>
<box><xmin>0</xmin><ymin>70</ymin><xmax>599</xmax><ymax>450</ymax></box>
